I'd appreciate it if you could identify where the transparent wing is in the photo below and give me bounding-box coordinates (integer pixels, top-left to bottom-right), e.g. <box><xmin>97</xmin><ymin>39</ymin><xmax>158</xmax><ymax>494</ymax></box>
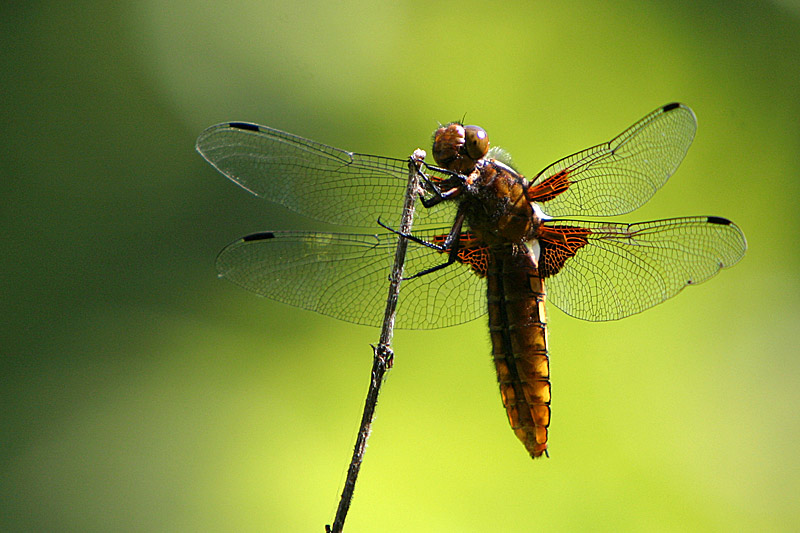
<box><xmin>541</xmin><ymin>216</ymin><xmax>747</xmax><ymax>321</ymax></box>
<box><xmin>529</xmin><ymin>103</ymin><xmax>697</xmax><ymax>217</ymax></box>
<box><xmin>196</xmin><ymin>122</ymin><xmax>456</xmax><ymax>228</ymax></box>
<box><xmin>215</xmin><ymin>230</ymin><xmax>487</xmax><ymax>329</ymax></box>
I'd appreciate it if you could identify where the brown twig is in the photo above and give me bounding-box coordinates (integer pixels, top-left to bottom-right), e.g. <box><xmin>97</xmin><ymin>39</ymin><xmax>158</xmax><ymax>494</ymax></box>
<box><xmin>326</xmin><ymin>150</ymin><xmax>425</xmax><ymax>533</ymax></box>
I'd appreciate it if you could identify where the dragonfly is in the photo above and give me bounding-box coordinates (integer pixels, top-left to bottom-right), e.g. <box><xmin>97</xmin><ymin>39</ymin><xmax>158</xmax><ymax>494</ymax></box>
<box><xmin>197</xmin><ymin>103</ymin><xmax>746</xmax><ymax>458</ymax></box>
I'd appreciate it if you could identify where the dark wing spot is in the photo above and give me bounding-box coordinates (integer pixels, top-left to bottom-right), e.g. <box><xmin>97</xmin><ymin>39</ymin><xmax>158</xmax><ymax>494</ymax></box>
<box><xmin>706</xmin><ymin>216</ymin><xmax>732</xmax><ymax>225</ymax></box>
<box><xmin>229</xmin><ymin>122</ymin><xmax>261</xmax><ymax>132</ymax></box>
<box><xmin>242</xmin><ymin>232</ymin><xmax>276</xmax><ymax>242</ymax></box>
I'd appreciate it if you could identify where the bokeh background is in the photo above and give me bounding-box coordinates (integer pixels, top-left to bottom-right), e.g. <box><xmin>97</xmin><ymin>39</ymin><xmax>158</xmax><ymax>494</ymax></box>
<box><xmin>2</xmin><ymin>1</ymin><xmax>798</xmax><ymax>531</ymax></box>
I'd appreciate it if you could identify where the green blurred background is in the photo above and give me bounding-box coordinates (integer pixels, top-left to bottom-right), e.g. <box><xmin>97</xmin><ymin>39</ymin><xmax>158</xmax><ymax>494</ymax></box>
<box><xmin>2</xmin><ymin>1</ymin><xmax>798</xmax><ymax>531</ymax></box>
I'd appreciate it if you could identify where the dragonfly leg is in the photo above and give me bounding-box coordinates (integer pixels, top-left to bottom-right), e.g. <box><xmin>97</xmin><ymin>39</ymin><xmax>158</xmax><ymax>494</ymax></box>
<box><xmin>404</xmin><ymin>255</ymin><xmax>458</xmax><ymax>279</ymax></box>
<box><xmin>377</xmin><ymin>212</ymin><xmax>467</xmax><ymax>280</ymax></box>
<box><xmin>416</xmin><ymin>162</ymin><xmax>465</xmax><ymax>208</ymax></box>
<box><xmin>377</xmin><ymin>218</ymin><xmax>444</xmax><ymax>251</ymax></box>
<box><xmin>421</xmin><ymin>186</ymin><xmax>461</xmax><ymax>208</ymax></box>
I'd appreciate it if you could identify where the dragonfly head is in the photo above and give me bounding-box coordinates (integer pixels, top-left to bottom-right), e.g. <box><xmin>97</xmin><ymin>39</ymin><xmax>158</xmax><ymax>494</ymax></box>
<box><xmin>432</xmin><ymin>123</ymin><xmax>489</xmax><ymax>173</ymax></box>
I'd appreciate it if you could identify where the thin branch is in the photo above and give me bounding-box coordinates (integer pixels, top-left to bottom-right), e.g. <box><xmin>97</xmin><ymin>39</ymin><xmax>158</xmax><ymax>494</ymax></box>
<box><xmin>326</xmin><ymin>150</ymin><xmax>425</xmax><ymax>533</ymax></box>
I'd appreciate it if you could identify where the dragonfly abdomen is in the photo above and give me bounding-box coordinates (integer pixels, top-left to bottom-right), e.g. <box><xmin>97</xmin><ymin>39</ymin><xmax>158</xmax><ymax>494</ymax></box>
<box><xmin>487</xmin><ymin>245</ymin><xmax>551</xmax><ymax>458</ymax></box>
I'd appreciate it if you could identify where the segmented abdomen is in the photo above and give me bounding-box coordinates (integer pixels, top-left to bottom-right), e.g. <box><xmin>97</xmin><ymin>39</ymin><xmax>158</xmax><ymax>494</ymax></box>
<box><xmin>487</xmin><ymin>245</ymin><xmax>551</xmax><ymax>458</ymax></box>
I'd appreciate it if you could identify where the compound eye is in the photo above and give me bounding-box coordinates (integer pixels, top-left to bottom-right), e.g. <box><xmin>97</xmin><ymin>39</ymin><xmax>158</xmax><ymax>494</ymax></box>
<box><xmin>463</xmin><ymin>125</ymin><xmax>489</xmax><ymax>160</ymax></box>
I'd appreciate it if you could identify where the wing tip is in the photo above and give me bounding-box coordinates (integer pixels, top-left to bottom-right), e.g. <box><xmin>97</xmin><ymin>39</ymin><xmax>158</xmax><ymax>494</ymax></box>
<box><xmin>704</xmin><ymin>216</ymin><xmax>747</xmax><ymax>267</ymax></box>
<box><xmin>196</xmin><ymin>122</ymin><xmax>261</xmax><ymax>156</ymax></box>
<box><xmin>660</xmin><ymin>102</ymin><xmax>696</xmax><ymax>124</ymax></box>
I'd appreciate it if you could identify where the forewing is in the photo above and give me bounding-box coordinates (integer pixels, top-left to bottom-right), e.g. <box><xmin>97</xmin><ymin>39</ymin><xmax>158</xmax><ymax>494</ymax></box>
<box><xmin>529</xmin><ymin>103</ymin><xmax>697</xmax><ymax>217</ymax></box>
<box><xmin>196</xmin><ymin>123</ymin><xmax>456</xmax><ymax>228</ymax></box>
<box><xmin>542</xmin><ymin>217</ymin><xmax>747</xmax><ymax>321</ymax></box>
<box><xmin>215</xmin><ymin>230</ymin><xmax>486</xmax><ymax>329</ymax></box>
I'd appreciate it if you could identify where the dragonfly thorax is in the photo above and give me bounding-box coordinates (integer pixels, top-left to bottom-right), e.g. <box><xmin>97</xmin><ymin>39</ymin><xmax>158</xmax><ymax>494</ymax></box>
<box><xmin>455</xmin><ymin>158</ymin><xmax>541</xmax><ymax>247</ymax></box>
